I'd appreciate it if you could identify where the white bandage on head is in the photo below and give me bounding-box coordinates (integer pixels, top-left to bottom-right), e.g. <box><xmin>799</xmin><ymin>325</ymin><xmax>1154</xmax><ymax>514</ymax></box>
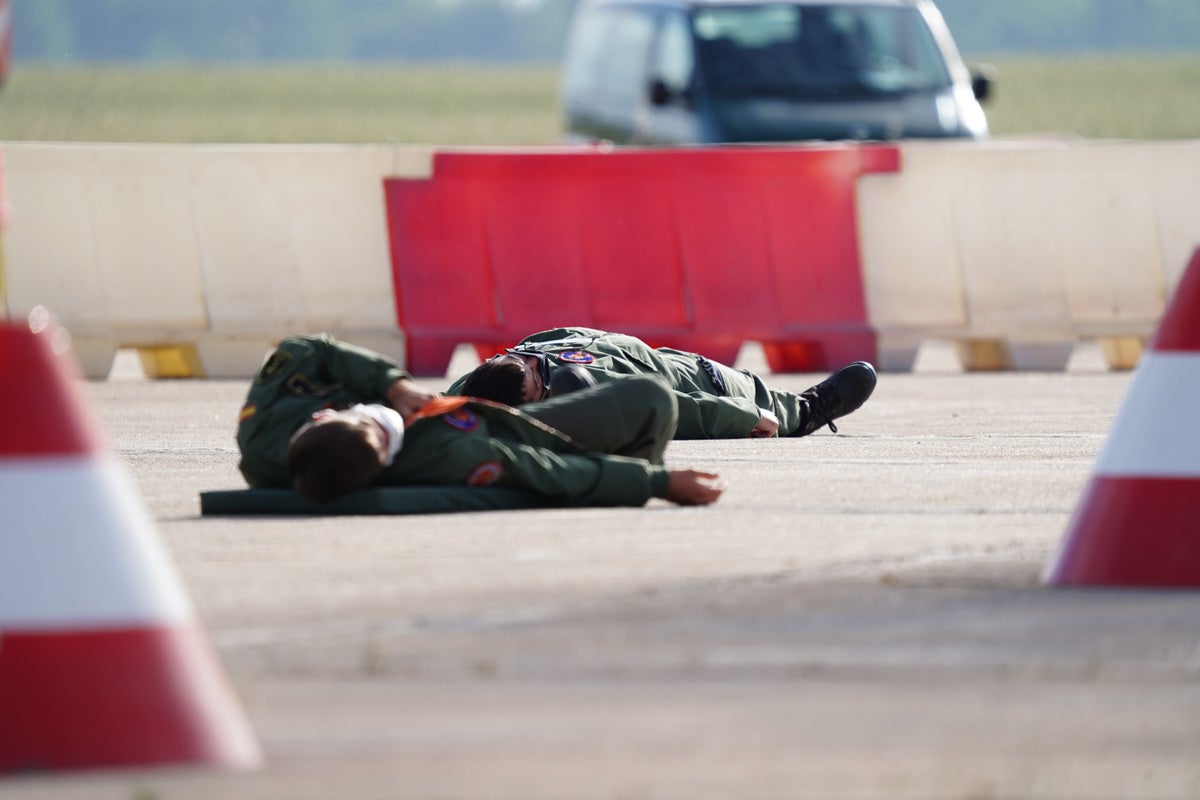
<box><xmin>349</xmin><ymin>404</ymin><xmax>405</xmax><ymax>465</ymax></box>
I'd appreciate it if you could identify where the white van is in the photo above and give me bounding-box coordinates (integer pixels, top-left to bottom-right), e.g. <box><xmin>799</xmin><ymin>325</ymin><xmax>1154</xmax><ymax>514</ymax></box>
<box><xmin>562</xmin><ymin>0</ymin><xmax>992</xmax><ymax>144</ymax></box>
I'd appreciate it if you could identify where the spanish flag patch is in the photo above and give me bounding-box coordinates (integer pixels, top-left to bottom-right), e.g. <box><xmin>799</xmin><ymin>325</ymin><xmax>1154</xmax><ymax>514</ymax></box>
<box><xmin>466</xmin><ymin>460</ymin><xmax>502</xmax><ymax>486</ymax></box>
<box><xmin>238</xmin><ymin>404</ymin><xmax>257</xmax><ymax>423</ymax></box>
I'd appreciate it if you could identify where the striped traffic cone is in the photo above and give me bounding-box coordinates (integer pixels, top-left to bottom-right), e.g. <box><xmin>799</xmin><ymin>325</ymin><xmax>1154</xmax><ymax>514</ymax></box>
<box><xmin>1045</xmin><ymin>247</ymin><xmax>1200</xmax><ymax>587</ymax></box>
<box><xmin>0</xmin><ymin>314</ymin><xmax>261</xmax><ymax>774</ymax></box>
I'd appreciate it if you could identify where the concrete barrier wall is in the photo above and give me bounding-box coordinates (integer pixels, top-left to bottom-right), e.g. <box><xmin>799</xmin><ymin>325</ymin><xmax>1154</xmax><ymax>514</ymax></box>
<box><xmin>3</xmin><ymin>140</ymin><xmax>1199</xmax><ymax>378</ymax></box>
<box><xmin>2</xmin><ymin>143</ymin><xmax>432</xmax><ymax>378</ymax></box>
<box><xmin>858</xmin><ymin>140</ymin><xmax>1200</xmax><ymax>370</ymax></box>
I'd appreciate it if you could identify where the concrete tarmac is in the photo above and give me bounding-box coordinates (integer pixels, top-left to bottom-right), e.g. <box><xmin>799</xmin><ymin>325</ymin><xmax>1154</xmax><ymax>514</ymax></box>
<box><xmin>4</xmin><ymin>343</ymin><xmax>1200</xmax><ymax>800</ymax></box>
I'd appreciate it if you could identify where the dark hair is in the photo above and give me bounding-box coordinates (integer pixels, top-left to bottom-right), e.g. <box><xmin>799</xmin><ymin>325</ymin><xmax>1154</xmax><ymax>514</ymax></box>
<box><xmin>459</xmin><ymin>359</ymin><xmax>527</xmax><ymax>407</ymax></box>
<box><xmin>286</xmin><ymin>418</ymin><xmax>384</xmax><ymax>503</ymax></box>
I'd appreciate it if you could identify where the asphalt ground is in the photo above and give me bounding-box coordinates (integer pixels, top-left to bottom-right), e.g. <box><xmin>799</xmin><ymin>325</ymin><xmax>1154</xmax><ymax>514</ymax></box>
<box><xmin>4</xmin><ymin>342</ymin><xmax>1200</xmax><ymax>800</ymax></box>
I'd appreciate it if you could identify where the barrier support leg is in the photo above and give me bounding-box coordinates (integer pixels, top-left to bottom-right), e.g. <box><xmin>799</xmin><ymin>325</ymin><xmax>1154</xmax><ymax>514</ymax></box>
<box><xmin>873</xmin><ymin>332</ymin><xmax>921</xmax><ymax>373</ymax></box>
<box><xmin>406</xmin><ymin>336</ymin><xmax>464</xmax><ymax>378</ymax></box>
<box><xmin>956</xmin><ymin>339</ymin><xmax>1074</xmax><ymax>372</ymax></box>
<box><xmin>71</xmin><ymin>337</ymin><xmax>120</xmax><ymax>380</ymax></box>
<box><xmin>1098</xmin><ymin>336</ymin><xmax>1145</xmax><ymax>371</ymax></box>
<box><xmin>763</xmin><ymin>330</ymin><xmax>877</xmax><ymax>373</ymax></box>
<box><xmin>138</xmin><ymin>346</ymin><xmax>205</xmax><ymax>379</ymax></box>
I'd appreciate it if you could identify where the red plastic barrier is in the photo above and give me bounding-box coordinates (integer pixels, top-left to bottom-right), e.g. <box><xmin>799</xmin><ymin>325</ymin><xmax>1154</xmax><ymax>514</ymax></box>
<box><xmin>385</xmin><ymin>145</ymin><xmax>899</xmax><ymax>375</ymax></box>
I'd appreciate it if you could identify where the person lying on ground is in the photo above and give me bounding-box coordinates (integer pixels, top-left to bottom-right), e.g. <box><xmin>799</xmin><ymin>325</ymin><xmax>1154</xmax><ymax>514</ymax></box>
<box><xmin>447</xmin><ymin>326</ymin><xmax>877</xmax><ymax>440</ymax></box>
<box><xmin>236</xmin><ymin>334</ymin><xmax>724</xmax><ymax>507</ymax></box>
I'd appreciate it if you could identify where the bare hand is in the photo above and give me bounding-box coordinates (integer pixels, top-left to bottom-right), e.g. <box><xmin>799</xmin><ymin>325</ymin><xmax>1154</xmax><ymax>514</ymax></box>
<box><xmin>665</xmin><ymin>469</ymin><xmax>726</xmax><ymax>506</ymax></box>
<box><xmin>387</xmin><ymin>377</ymin><xmax>437</xmax><ymax>418</ymax></box>
<box><xmin>750</xmin><ymin>408</ymin><xmax>779</xmax><ymax>438</ymax></box>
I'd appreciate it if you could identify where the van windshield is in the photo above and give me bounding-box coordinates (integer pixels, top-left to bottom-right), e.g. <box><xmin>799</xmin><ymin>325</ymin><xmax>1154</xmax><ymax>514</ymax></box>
<box><xmin>693</xmin><ymin>3</ymin><xmax>952</xmax><ymax>99</ymax></box>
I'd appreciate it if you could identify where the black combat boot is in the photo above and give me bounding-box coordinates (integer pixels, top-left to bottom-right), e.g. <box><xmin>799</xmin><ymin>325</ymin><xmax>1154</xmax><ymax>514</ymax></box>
<box><xmin>793</xmin><ymin>361</ymin><xmax>877</xmax><ymax>436</ymax></box>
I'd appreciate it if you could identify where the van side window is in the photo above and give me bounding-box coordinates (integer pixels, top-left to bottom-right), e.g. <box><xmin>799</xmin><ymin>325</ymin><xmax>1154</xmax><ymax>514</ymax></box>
<box><xmin>562</xmin><ymin>7</ymin><xmax>618</xmax><ymax>100</ymax></box>
<box><xmin>564</xmin><ymin>5</ymin><xmax>657</xmax><ymax>110</ymax></box>
<box><xmin>652</xmin><ymin>12</ymin><xmax>694</xmax><ymax>97</ymax></box>
<box><xmin>602</xmin><ymin>9</ymin><xmax>657</xmax><ymax>110</ymax></box>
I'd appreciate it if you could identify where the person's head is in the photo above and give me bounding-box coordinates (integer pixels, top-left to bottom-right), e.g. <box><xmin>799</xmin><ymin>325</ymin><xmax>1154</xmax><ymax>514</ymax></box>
<box><xmin>460</xmin><ymin>353</ymin><xmax>547</xmax><ymax>406</ymax></box>
<box><xmin>286</xmin><ymin>405</ymin><xmax>403</xmax><ymax>503</ymax></box>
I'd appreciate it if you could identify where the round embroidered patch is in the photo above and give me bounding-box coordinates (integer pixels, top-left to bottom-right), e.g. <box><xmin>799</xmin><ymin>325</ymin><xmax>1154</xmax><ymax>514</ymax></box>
<box><xmin>466</xmin><ymin>461</ymin><xmax>503</xmax><ymax>486</ymax></box>
<box><xmin>558</xmin><ymin>350</ymin><xmax>595</xmax><ymax>364</ymax></box>
<box><xmin>442</xmin><ymin>408</ymin><xmax>478</xmax><ymax>431</ymax></box>
<box><xmin>257</xmin><ymin>350</ymin><xmax>293</xmax><ymax>383</ymax></box>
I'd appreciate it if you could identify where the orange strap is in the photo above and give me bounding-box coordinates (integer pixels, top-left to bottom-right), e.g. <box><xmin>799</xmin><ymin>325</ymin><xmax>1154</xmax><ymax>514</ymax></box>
<box><xmin>404</xmin><ymin>395</ymin><xmax>471</xmax><ymax>425</ymax></box>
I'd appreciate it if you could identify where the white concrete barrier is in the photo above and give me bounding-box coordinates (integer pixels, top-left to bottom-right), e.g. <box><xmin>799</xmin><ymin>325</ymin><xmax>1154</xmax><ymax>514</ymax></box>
<box><xmin>2</xmin><ymin>143</ymin><xmax>433</xmax><ymax>378</ymax></box>
<box><xmin>1</xmin><ymin>145</ymin><xmax>125</xmax><ymax>376</ymax></box>
<box><xmin>4</xmin><ymin>140</ymin><xmax>1198</xmax><ymax>377</ymax></box>
<box><xmin>859</xmin><ymin>140</ymin><xmax>1200</xmax><ymax>370</ymax></box>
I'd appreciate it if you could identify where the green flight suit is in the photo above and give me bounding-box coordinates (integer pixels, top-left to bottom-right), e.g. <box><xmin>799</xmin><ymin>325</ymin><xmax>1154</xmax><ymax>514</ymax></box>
<box><xmin>237</xmin><ymin>334</ymin><xmax>410</xmax><ymax>488</ymax></box>
<box><xmin>445</xmin><ymin>326</ymin><xmax>811</xmax><ymax>438</ymax></box>
<box><xmin>237</xmin><ymin>334</ymin><xmax>676</xmax><ymax>507</ymax></box>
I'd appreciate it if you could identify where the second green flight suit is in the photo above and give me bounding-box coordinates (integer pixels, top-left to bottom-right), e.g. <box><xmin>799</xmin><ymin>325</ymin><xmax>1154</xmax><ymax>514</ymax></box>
<box><xmin>445</xmin><ymin>326</ymin><xmax>815</xmax><ymax>438</ymax></box>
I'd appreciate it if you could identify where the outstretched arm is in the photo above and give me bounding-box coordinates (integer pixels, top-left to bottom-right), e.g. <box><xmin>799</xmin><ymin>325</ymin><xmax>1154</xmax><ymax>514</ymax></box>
<box><xmin>665</xmin><ymin>470</ymin><xmax>726</xmax><ymax>505</ymax></box>
<box><xmin>750</xmin><ymin>408</ymin><xmax>780</xmax><ymax>438</ymax></box>
<box><xmin>385</xmin><ymin>431</ymin><xmax>724</xmax><ymax>508</ymax></box>
<box><xmin>387</xmin><ymin>377</ymin><xmax>437</xmax><ymax>418</ymax></box>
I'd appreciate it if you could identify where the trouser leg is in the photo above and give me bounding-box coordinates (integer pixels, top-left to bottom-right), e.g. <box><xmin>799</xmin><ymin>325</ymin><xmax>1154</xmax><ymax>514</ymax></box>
<box><xmin>702</xmin><ymin>359</ymin><xmax>809</xmax><ymax>436</ymax></box>
<box><xmin>761</xmin><ymin>382</ymin><xmax>809</xmax><ymax>435</ymax></box>
<box><xmin>522</xmin><ymin>375</ymin><xmax>677</xmax><ymax>464</ymax></box>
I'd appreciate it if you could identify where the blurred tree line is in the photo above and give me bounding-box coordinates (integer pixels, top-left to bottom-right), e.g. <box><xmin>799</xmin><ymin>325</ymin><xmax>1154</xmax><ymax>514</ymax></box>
<box><xmin>15</xmin><ymin>0</ymin><xmax>577</xmax><ymax>62</ymax></box>
<box><xmin>13</xmin><ymin>0</ymin><xmax>1200</xmax><ymax>63</ymax></box>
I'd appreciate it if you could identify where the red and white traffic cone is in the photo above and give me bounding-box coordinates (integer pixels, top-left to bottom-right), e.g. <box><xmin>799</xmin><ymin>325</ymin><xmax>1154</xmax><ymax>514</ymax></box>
<box><xmin>0</xmin><ymin>313</ymin><xmax>261</xmax><ymax>774</ymax></box>
<box><xmin>1045</xmin><ymin>248</ymin><xmax>1200</xmax><ymax>587</ymax></box>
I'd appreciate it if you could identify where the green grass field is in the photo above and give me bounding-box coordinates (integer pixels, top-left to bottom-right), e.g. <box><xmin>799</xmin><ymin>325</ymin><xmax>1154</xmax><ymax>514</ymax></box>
<box><xmin>979</xmin><ymin>54</ymin><xmax>1200</xmax><ymax>140</ymax></box>
<box><xmin>0</xmin><ymin>55</ymin><xmax>1196</xmax><ymax>145</ymax></box>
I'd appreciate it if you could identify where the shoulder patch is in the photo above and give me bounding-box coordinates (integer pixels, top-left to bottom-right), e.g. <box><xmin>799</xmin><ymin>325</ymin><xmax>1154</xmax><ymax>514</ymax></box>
<box><xmin>238</xmin><ymin>404</ymin><xmax>257</xmax><ymax>423</ymax></box>
<box><xmin>466</xmin><ymin>460</ymin><xmax>503</xmax><ymax>486</ymax></box>
<box><xmin>257</xmin><ymin>350</ymin><xmax>293</xmax><ymax>383</ymax></box>
<box><xmin>557</xmin><ymin>350</ymin><xmax>595</xmax><ymax>364</ymax></box>
<box><xmin>442</xmin><ymin>408</ymin><xmax>478</xmax><ymax>431</ymax></box>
